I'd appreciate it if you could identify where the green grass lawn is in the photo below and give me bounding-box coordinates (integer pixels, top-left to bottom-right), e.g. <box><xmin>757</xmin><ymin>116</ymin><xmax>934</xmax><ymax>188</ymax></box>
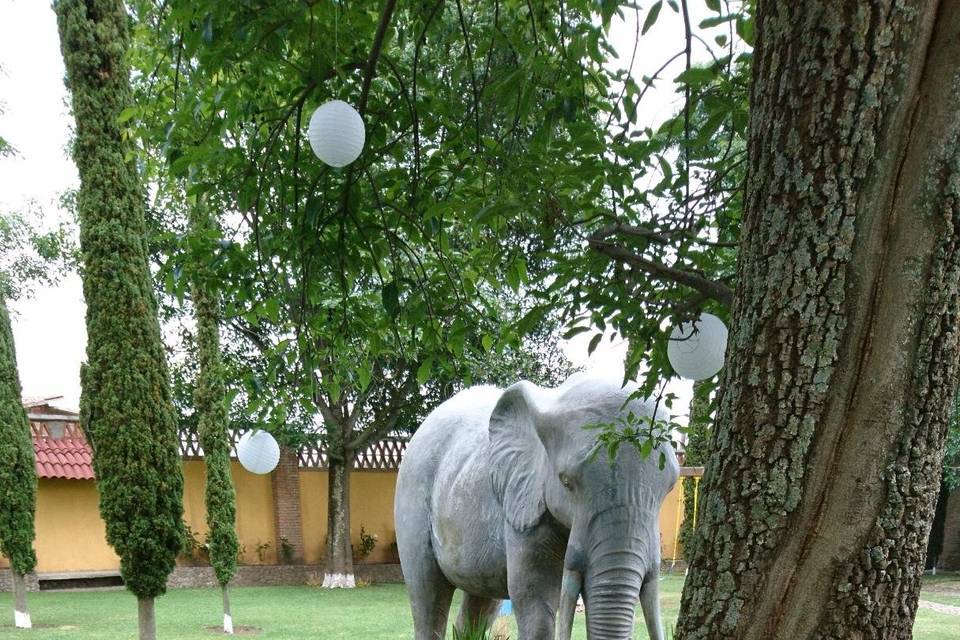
<box><xmin>0</xmin><ymin>574</ymin><xmax>956</xmax><ymax>639</ymax></box>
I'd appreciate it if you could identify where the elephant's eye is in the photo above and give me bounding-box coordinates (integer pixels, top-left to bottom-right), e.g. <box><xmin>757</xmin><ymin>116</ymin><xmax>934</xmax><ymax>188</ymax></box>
<box><xmin>559</xmin><ymin>473</ymin><xmax>572</xmax><ymax>489</ymax></box>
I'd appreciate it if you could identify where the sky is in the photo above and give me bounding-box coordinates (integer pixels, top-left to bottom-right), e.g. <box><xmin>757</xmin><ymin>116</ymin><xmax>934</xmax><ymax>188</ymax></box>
<box><xmin>1</xmin><ymin>1</ymin><xmax>706</xmax><ymax>419</ymax></box>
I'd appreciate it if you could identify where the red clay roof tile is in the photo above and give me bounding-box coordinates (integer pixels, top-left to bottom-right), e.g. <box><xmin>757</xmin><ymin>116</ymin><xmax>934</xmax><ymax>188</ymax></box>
<box><xmin>31</xmin><ymin>422</ymin><xmax>95</xmax><ymax>480</ymax></box>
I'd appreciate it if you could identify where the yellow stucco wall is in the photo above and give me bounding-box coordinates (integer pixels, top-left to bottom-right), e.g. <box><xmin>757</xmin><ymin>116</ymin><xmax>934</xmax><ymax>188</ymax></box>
<box><xmin>14</xmin><ymin>463</ymin><xmax>695</xmax><ymax>574</ymax></box>
<box><xmin>34</xmin><ymin>478</ymin><xmax>119</xmax><ymax>573</ymax></box>
<box><xmin>659</xmin><ymin>481</ymin><xmax>685</xmax><ymax>562</ymax></box>
<box><xmin>299</xmin><ymin>470</ymin><xmax>399</xmax><ymax>565</ymax></box>
<box><xmin>181</xmin><ymin>460</ymin><xmax>277</xmax><ymax>565</ymax></box>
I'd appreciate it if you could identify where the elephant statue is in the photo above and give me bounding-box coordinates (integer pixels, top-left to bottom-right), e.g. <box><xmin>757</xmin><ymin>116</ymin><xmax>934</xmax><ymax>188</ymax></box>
<box><xmin>395</xmin><ymin>374</ymin><xmax>679</xmax><ymax>639</ymax></box>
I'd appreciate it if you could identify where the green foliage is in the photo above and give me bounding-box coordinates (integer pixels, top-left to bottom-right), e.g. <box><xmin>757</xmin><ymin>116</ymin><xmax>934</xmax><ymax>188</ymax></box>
<box><xmin>125</xmin><ymin>1</ymin><xmax>606</xmax><ymax>455</ymax></box>
<box><xmin>354</xmin><ymin>526</ymin><xmax>378</xmax><ymax>560</ymax></box>
<box><xmin>678</xmin><ymin>380</ymin><xmax>712</xmax><ymax>560</ymax></box>
<box><xmin>190</xmin><ymin>206</ymin><xmax>239</xmax><ymax>588</ymax></box>
<box><xmin>54</xmin><ymin>0</ymin><xmax>184</xmax><ymax>600</ymax></box>
<box><xmin>0</xmin><ymin>299</ymin><xmax>37</xmax><ymax>576</ymax></box>
<box><xmin>514</xmin><ymin>1</ymin><xmax>753</xmax><ymax>400</ymax></box>
<box><xmin>452</xmin><ymin>619</ymin><xmax>495</xmax><ymax>640</ymax></box>
<box><xmin>0</xmin><ymin>209</ymin><xmax>75</xmax><ymax>302</ymax></box>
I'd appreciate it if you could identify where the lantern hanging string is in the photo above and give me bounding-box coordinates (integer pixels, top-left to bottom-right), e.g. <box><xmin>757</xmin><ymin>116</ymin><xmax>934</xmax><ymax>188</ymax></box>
<box><xmin>334</xmin><ymin>0</ymin><xmax>340</xmax><ymax>96</ymax></box>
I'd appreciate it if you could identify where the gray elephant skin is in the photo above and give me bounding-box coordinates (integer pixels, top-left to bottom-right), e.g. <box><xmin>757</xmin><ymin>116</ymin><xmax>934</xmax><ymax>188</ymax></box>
<box><xmin>395</xmin><ymin>374</ymin><xmax>679</xmax><ymax>640</ymax></box>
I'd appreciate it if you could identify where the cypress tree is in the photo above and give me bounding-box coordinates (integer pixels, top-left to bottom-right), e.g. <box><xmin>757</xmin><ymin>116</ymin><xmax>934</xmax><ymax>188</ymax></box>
<box><xmin>54</xmin><ymin>2</ymin><xmax>185</xmax><ymax>638</ymax></box>
<box><xmin>678</xmin><ymin>379</ymin><xmax>711</xmax><ymax>562</ymax></box>
<box><xmin>0</xmin><ymin>298</ymin><xmax>37</xmax><ymax>629</ymax></box>
<box><xmin>190</xmin><ymin>206</ymin><xmax>239</xmax><ymax>634</ymax></box>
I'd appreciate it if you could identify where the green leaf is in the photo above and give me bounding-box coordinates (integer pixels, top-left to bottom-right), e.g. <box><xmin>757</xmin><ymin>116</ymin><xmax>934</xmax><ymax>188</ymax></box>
<box><xmin>675</xmin><ymin>65</ymin><xmax>719</xmax><ymax>87</ymax></box>
<box><xmin>357</xmin><ymin>365</ymin><xmax>371</xmax><ymax>391</ymax></box>
<box><xmin>562</xmin><ymin>326</ymin><xmax>591</xmax><ymax>339</ymax></box>
<box><xmin>699</xmin><ymin>14</ymin><xmax>736</xmax><ymax>29</ymax></box>
<box><xmin>640</xmin><ymin>437</ymin><xmax>654</xmax><ymax>459</ymax></box>
<box><xmin>642</xmin><ymin>1</ymin><xmax>663</xmax><ymax>35</ymax></box>
<box><xmin>481</xmin><ymin>334</ymin><xmax>494</xmax><ymax>353</ymax></box>
<box><xmin>117</xmin><ymin>107</ymin><xmax>138</xmax><ymax>124</ymax></box>
<box><xmin>587</xmin><ymin>333</ymin><xmax>602</xmax><ymax>355</ymax></box>
<box><xmin>417</xmin><ymin>359</ymin><xmax>433</xmax><ymax>385</ymax></box>
<box><xmin>381</xmin><ymin>282</ymin><xmax>400</xmax><ymax>319</ymax></box>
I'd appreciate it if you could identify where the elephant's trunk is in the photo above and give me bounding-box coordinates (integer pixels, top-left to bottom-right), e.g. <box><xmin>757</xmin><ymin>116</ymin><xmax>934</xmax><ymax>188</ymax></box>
<box><xmin>583</xmin><ymin>559</ymin><xmax>643</xmax><ymax>639</ymax></box>
<box><xmin>582</xmin><ymin>511</ymin><xmax>656</xmax><ymax>640</ymax></box>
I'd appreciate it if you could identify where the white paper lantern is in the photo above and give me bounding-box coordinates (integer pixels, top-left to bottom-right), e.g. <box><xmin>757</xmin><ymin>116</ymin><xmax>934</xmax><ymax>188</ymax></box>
<box><xmin>667</xmin><ymin>312</ymin><xmax>728</xmax><ymax>381</ymax></box>
<box><xmin>236</xmin><ymin>429</ymin><xmax>280</xmax><ymax>475</ymax></box>
<box><xmin>307</xmin><ymin>99</ymin><xmax>366</xmax><ymax>167</ymax></box>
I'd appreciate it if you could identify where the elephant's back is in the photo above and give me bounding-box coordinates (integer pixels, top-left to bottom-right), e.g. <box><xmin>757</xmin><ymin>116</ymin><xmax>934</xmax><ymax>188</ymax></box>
<box><xmin>396</xmin><ymin>386</ymin><xmax>510</xmax><ymax>598</ymax></box>
<box><xmin>400</xmin><ymin>385</ymin><xmax>502</xmax><ymax>475</ymax></box>
<box><xmin>396</xmin><ymin>386</ymin><xmax>503</xmax><ymax>528</ymax></box>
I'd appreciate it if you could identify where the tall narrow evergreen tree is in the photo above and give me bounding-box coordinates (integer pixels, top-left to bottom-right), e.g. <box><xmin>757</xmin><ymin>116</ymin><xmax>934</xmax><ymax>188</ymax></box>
<box><xmin>54</xmin><ymin>2</ymin><xmax>185</xmax><ymax>638</ymax></box>
<box><xmin>190</xmin><ymin>206</ymin><xmax>239</xmax><ymax>634</ymax></box>
<box><xmin>0</xmin><ymin>298</ymin><xmax>37</xmax><ymax>629</ymax></box>
<box><xmin>678</xmin><ymin>379</ymin><xmax>711</xmax><ymax>562</ymax></box>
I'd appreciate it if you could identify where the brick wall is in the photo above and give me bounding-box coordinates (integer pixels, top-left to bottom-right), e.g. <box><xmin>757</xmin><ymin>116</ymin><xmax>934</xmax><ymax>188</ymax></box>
<box><xmin>166</xmin><ymin>563</ymin><xmax>403</xmax><ymax>589</ymax></box>
<box><xmin>272</xmin><ymin>447</ymin><xmax>305</xmax><ymax>563</ymax></box>
<box><xmin>0</xmin><ymin>571</ymin><xmax>39</xmax><ymax>593</ymax></box>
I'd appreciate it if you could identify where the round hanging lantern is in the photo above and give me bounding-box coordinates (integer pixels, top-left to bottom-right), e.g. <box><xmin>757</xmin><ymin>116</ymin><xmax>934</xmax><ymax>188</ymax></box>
<box><xmin>236</xmin><ymin>429</ymin><xmax>280</xmax><ymax>475</ymax></box>
<box><xmin>307</xmin><ymin>99</ymin><xmax>366</xmax><ymax>167</ymax></box>
<box><xmin>667</xmin><ymin>312</ymin><xmax>728</xmax><ymax>381</ymax></box>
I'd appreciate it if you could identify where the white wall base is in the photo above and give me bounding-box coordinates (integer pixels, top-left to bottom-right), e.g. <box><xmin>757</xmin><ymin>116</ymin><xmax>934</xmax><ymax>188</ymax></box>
<box><xmin>14</xmin><ymin>609</ymin><xmax>32</xmax><ymax>629</ymax></box>
<box><xmin>223</xmin><ymin>613</ymin><xmax>233</xmax><ymax>634</ymax></box>
<box><xmin>321</xmin><ymin>572</ymin><xmax>356</xmax><ymax>588</ymax></box>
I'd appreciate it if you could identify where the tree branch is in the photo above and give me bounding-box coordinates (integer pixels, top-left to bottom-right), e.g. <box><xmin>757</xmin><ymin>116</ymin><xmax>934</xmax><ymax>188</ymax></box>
<box><xmin>588</xmin><ymin>238</ymin><xmax>734</xmax><ymax>308</ymax></box>
<box><xmin>358</xmin><ymin>0</ymin><xmax>399</xmax><ymax>116</ymax></box>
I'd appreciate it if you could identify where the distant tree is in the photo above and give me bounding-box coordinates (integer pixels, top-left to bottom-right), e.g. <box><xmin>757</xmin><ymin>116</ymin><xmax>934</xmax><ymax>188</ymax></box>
<box><xmin>54</xmin><ymin>1</ymin><xmax>185</xmax><ymax>638</ymax></box>
<box><xmin>0</xmin><ymin>299</ymin><xmax>36</xmax><ymax>629</ymax></box>
<box><xmin>0</xmin><ymin>210</ymin><xmax>74</xmax><ymax>302</ymax></box>
<box><xmin>677</xmin><ymin>379</ymin><xmax>711</xmax><ymax>562</ymax></box>
<box><xmin>189</xmin><ymin>205</ymin><xmax>239</xmax><ymax>635</ymax></box>
<box><xmin>127</xmin><ymin>0</ymin><xmax>605</xmax><ymax>588</ymax></box>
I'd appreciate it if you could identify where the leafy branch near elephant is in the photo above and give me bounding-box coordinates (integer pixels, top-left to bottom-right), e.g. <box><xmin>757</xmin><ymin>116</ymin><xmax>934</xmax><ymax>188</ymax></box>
<box><xmin>396</xmin><ymin>375</ymin><xmax>678</xmax><ymax>640</ymax></box>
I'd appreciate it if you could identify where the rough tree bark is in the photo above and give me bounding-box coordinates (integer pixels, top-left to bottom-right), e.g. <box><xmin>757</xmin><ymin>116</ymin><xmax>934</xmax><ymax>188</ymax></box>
<box><xmin>675</xmin><ymin>1</ymin><xmax>960</xmax><ymax>639</ymax></box>
<box><xmin>323</xmin><ymin>447</ymin><xmax>355</xmax><ymax>588</ymax></box>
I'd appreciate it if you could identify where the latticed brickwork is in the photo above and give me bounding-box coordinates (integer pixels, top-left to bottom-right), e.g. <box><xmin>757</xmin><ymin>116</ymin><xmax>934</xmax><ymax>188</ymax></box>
<box><xmin>179</xmin><ymin>430</ymin><xmax>407</xmax><ymax>470</ymax></box>
<box><xmin>271</xmin><ymin>448</ymin><xmax>304</xmax><ymax>563</ymax></box>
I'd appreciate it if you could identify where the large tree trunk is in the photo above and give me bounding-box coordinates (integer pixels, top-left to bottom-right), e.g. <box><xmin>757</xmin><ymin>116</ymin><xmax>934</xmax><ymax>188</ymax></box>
<box><xmin>675</xmin><ymin>2</ymin><xmax>960</xmax><ymax>639</ymax></box>
<box><xmin>11</xmin><ymin>572</ymin><xmax>30</xmax><ymax>629</ymax></box>
<box><xmin>322</xmin><ymin>454</ymin><xmax>355</xmax><ymax>588</ymax></box>
<box><xmin>138</xmin><ymin>597</ymin><xmax>156</xmax><ymax>640</ymax></box>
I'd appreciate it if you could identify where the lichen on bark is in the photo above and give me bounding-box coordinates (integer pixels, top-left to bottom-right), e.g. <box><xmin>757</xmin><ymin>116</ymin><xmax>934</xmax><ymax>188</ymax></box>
<box><xmin>675</xmin><ymin>1</ymin><xmax>960</xmax><ymax>638</ymax></box>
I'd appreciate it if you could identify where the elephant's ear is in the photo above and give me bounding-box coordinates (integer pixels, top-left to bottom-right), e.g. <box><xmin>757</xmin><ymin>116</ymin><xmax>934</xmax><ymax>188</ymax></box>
<box><xmin>489</xmin><ymin>382</ymin><xmax>548</xmax><ymax>531</ymax></box>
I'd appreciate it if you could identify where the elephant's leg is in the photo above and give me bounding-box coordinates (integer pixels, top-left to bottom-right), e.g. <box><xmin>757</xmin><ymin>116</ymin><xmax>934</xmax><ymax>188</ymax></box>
<box><xmin>400</xmin><ymin>540</ymin><xmax>455</xmax><ymax>640</ymax></box>
<box><xmin>454</xmin><ymin>594</ymin><xmax>502</xmax><ymax>635</ymax></box>
<box><xmin>505</xmin><ymin>525</ymin><xmax>565</xmax><ymax>639</ymax></box>
<box><xmin>406</xmin><ymin>561</ymin><xmax>455</xmax><ymax>639</ymax></box>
